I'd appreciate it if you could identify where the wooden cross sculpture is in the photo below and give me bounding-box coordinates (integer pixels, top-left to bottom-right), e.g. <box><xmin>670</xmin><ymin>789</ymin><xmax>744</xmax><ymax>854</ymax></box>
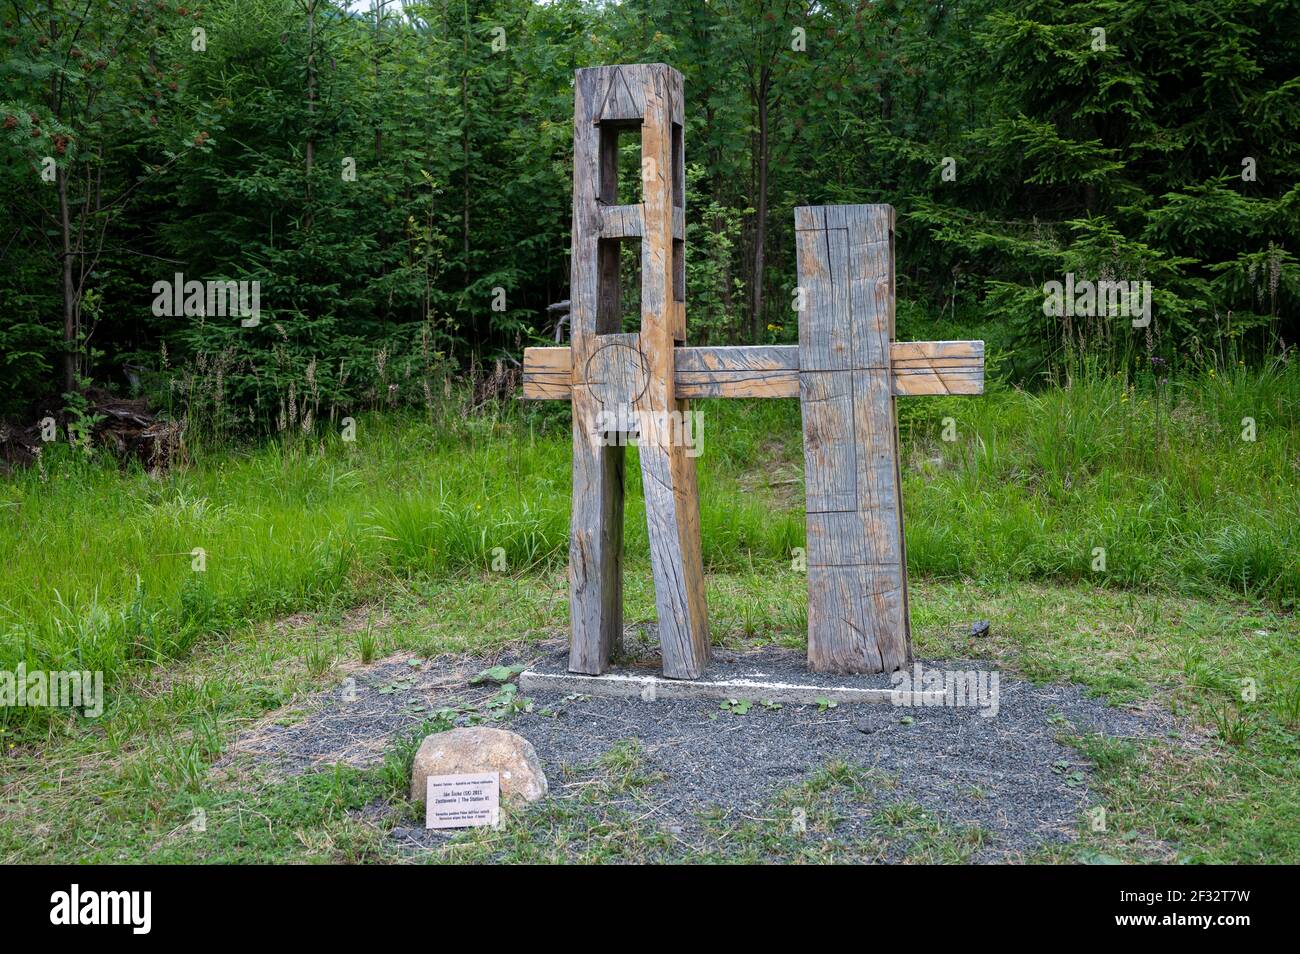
<box><xmin>522</xmin><ymin>64</ymin><xmax>984</xmax><ymax>681</ymax></box>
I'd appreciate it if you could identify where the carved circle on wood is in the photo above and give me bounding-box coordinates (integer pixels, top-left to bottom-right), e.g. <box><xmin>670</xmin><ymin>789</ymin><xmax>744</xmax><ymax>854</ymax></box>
<box><xmin>582</xmin><ymin>340</ymin><xmax>650</xmax><ymax>410</ymax></box>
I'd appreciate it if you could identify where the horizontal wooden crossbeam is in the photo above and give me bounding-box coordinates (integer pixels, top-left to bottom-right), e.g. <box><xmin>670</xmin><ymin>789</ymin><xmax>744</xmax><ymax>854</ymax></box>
<box><xmin>596</xmin><ymin>205</ymin><xmax>687</xmax><ymax>241</ymax></box>
<box><xmin>522</xmin><ymin>340</ymin><xmax>984</xmax><ymax>400</ymax></box>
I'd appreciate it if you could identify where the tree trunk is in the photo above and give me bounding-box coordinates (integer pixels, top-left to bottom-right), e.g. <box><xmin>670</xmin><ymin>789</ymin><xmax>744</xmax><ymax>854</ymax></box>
<box><xmin>706</xmin><ymin>102</ymin><xmax>736</xmax><ymax>343</ymax></box>
<box><xmin>305</xmin><ymin>0</ymin><xmax>317</xmax><ymax>229</ymax></box>
<box><xmin>49</xmin><ymin>0</ymin><xmax>76</xmax><ymax>397</ymax></box>
<box><xmin>749</xmin><ymin>68</ymin><xmax>770</xmax><ymax>343</ymax></box>
<box><xmin>461</xmin><ymin>1</ymin><xmax>470</xmax><ymax>266</ymax></box>
<box><xmin>58</xmin><ymin>169</ymin><xmax>76</xmax><ymax>395</ymax></box>
<box><xmin>373</xmin><ymin>0</ymin><xmax>384</xmax><ymax>162</ymax></box>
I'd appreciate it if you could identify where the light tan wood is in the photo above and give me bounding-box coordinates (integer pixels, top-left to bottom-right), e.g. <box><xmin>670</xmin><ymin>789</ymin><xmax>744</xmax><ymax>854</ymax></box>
<box><xmin>633</xmin><ymin>65</ymin><xmax>709</xmax><ymax>679</ymax></box>
<box><xmin>890</xmin><ymin>339</ymin><xmax>985</xmax><ymax>396</ymax></box>
<box><xmin>523</xmin><ymin>340</ymin><xmax>984</xmax><ymax>400</ymax></box>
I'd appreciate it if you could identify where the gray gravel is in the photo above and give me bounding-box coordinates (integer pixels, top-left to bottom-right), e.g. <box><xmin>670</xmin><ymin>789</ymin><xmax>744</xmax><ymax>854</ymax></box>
<box><xmin>221</xmin><ymin>638</ymin><xmax>1188</xmax><ymax>862</ymax></box>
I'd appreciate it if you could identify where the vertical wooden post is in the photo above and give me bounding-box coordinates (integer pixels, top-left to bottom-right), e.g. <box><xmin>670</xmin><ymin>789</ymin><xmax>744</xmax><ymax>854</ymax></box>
<box><xmin>634</xmin><ymin>66</ymin><xmax>710</xmax><ymax>679</ymax></box>
<box><xmin>568</xmin><ymin>64</ymin><xmax>708</xmax><ymax>679</ymax></box>
<box><xmin>795</xmin><ymin>205</ymin><xmax>912</xmax><ymax>673</ymax></box>
<box><xmin>567</xmin><ymin>68</ymin><xmax>625</xmax><ymax>674</ymax></box>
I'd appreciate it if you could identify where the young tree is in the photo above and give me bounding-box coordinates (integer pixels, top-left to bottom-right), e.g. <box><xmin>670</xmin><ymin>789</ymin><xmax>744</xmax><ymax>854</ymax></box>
<box><xmin>1</xmin><ymin>0</ymin><xmax>206</xmax><ymax>400</ymax></box>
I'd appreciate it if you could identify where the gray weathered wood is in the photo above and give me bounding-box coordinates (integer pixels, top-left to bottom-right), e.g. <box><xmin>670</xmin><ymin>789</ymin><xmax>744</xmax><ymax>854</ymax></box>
<box><xmin>568</xmin><ymin>67</ymin><xmax>625</xmax><ymax>674</ymax></box>
<box><xmin>806</xmin><ymin>564</ymin><xmax>906</xmax><ymax>673</ymax></box>
<box><xmin>600</xmin><ymin>204</ymin><xmax>644</xmax><ymax>239</ymax></box>
<box><xmin>549</xmin><ymin>64</ymin><xmax>982</xmax><ymax>681</ymax></box>
<box><xmin>797</xmin><ymin>204</ymin><xmax>911</xmax><ymax>673</ymax></box>
<box><xmin>522</xmin><ymin>340</ymin><xmax>984</xmax><ymax>399</ymax></box>
<box><xmin>581</xmin><ymin>332</ymin><xmax>647</xmax><ymax>421</ymax></box>
<box><xmin>566</xmin><ymin>64</ymin><xmax>708</xmax><ymax>679</ymax></box>
<box><xmin>596</xmin><ymin>65</ymin><xmax>647</xmax><ymax>123</ymax></box>
<box><xmin>799</xmin><ymin>371</ymin><xmax>857</xmax><ymax>514</ymax></box>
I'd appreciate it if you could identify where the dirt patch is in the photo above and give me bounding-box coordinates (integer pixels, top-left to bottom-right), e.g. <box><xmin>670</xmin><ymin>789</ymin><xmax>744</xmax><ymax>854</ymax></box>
<box><xmin>219</xmin><ymin>651</ymin><xmax>498</xmax><ymax>776</ymax></box>
<box><xmin>219</xmin><ymin>639</ymin><xmax>1191</xmax><ymax>861</ymax></box>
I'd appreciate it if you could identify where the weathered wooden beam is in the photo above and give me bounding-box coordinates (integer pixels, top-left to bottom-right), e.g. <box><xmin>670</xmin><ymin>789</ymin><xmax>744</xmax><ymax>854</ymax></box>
<box><xmin>797</xmin><ymin>204</ymin><xmax>912</xmax><ymax>675</ymax></box>
<box><xmin>557</xmin><ymin>65</ymin><xmax>984</xmax><ymax>685</ymax></box>
<box><xmin>567</xmin><ymin>67</ymin><xmax>626</xmax><ymax>675</ymax></box>
<box><xmin>671</xmin><ymin>344</ymin><xmax>796</xmax><ymax>399</ymax></box>
<box><xmin>890</xmin><ymin>340</ymin><xmax>986</xmax><ymax>396</ymax></box>
<box><xmin>522</xmin><ymin>340</ymin><xmax>984</xmax><ymax>400</ymax></box>
<box><xmin>634</xmin><ymin>64</ymin><xmax>709</xmax><ymax>679</ymax></box>
<box><xmin>565</xmin><ymin>63</ymin><xmax>709</xmax><ymax>681</ymax></box>
<box><xmin>599</xmin><ymin>204</ymin><xmax>643</xmax><ymax>239</ymax></box>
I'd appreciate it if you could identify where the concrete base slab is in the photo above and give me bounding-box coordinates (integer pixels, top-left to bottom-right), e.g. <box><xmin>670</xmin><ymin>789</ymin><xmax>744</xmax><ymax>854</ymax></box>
<box><xmin>519</xmin><ymin>668</ymin><xmax>947</xmax><ymax>706</ymax></box>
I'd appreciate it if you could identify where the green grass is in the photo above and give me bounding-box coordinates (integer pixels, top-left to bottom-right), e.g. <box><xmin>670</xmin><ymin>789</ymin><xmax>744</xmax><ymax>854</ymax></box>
<box><xmin>0</xmin><ymin>360</ymin><xmax>1297</xmax><ymax>862</ymax></box>
<box><xmin>2</xmin><ymin>361</ymin><xmax>1296</xmax><ymax>738</ymax></box>
<box><xmin>897</xmin><ymin>358</ymin><xmax>1300</xmax><ymax>599</ymax></box>
<box><xmin>2</xmin><ymin>571</ymin><xmax>1294</xmax><ymax>863</ymax></box>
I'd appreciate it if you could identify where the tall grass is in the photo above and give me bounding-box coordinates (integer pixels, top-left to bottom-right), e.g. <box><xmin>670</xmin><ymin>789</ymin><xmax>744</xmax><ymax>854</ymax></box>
<box><xmin>898</xmin><ymin>356</ymin><xmax>1299</xmax><ymax>601</ymax></box>
<box><xmin>1</xmin><ymin>358</ymin><xmax>1296</xmax><ymax>731</ymax></box>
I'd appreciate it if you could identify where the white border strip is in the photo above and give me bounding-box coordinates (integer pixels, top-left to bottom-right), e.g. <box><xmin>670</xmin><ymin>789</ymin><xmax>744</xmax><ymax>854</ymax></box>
<box><xmin>519</xmin><ymin>669</ymin><xmax>947</xmax><ymax>706</ymax></box>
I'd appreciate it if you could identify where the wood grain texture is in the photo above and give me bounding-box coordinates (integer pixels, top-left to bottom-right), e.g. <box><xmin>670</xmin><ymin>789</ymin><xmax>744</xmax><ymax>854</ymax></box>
<box><xmin>634</xmin><ymin>64</ymin><xmax>709</xmax><ymax>679</ymax></box>
<box><xmin>596</xmin><ymin>65</ymin><xmax>646</xmax><ymax>123</ymax></box>
<box><xmin>523</xmin><ymin>340</ymin><xmax>983</xmax><ymax>399</ymax></box>
<box><xmin>567</xmin><ymin>66</ymin><xmax>625</xmax><ymax>675</ymax></box>
<box><xmin>554</xmin><ymin>72</ymin><xmax>982</xmax><ymax>681</ymax></box>
<box><xmin>581</xmin><ymin>332</ymin><xmax>647</xmax><ymax>415</ymax></box>
<box><xmin>890</xmin><ymin>340</ymin><xmax>985</xmax><ymax>395</ymax></box>
<box><xmin>600</xmin><ymin>204</ymin><xmax>644</xmax><ymax>239</ymax></box>
<box><xmin>806</xmin><ymin>565</ymin><xmax>905</xmax><ymax>673</ymax></box>
<box><xmin>796</xmin><ymin>204</ymin><xmax>912</xmax><ymax>674</ymax></box>
<box><xmin>799</xmin><ymin>371</ymin><xmax>857</xmax><ymax>514</ymax></box>
<box><xmin>673</xmin><ymin>344</ymin><xmax>796</xmax><ymax>398</ymax></box>
<box><xmin>566</xmin><ymin>64</ymin><xmax>708</xmax><ymax>680</ymax></box>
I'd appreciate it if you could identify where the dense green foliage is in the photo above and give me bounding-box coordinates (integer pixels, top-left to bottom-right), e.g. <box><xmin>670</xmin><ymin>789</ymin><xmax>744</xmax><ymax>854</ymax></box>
<box><xmin>2</xmin><ymin>0</ymin><xmax>1297</xmax><ymax>421</ymax></box>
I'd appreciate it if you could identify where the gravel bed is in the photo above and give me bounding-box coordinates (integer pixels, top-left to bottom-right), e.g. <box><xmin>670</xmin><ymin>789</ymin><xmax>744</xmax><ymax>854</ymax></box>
<box><xmin>221</xmin><ymin>637</ymin><xmax>1185</xmax><ymax>861</ymax></box>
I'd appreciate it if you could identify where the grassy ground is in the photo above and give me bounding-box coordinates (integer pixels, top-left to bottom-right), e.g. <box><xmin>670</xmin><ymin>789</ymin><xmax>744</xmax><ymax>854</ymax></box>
<box><xmin>3</xmin><ymin>360</ymin><xmax>1297</xmax><ymax>709</ymax></box>
<box><xmin>1</xmin><ymin>361</ymin><xmax>1298</xmax><ymax>862</ymax></box>
<box><xmin>0</xmin><ymin>570</ymin><xmax>1295</xmax><ymax>863</ymax></box>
